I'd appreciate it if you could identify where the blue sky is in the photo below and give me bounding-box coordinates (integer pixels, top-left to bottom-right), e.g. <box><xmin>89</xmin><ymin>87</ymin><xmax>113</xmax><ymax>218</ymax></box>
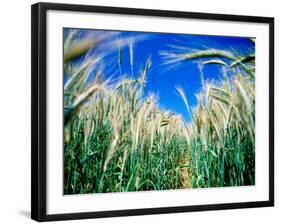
<box><xmin>64</xmin><ymin>28</ymin><xmax>254</xmax><ymax>121</ymax></box>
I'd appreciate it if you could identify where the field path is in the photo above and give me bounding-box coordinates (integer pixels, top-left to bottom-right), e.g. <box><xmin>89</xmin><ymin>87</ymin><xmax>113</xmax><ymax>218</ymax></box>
<box><xmin>179</xmin><ymin>155</ymin><xmax>191</xmax><ymax>188</ymax></box>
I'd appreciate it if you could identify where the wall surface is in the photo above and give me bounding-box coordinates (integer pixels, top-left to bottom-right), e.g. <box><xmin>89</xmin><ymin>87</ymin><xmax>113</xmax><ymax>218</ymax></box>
<box><xmin>0</xmin><ymin>0</ymin><xmax>279</xmax><ymax>223</ymax></box>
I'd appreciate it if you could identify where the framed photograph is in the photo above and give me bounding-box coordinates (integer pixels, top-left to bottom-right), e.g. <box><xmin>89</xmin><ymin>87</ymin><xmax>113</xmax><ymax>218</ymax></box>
<box><xmin>31</xmin><ymin>2</ymin><xmax>274</xmax><ymax>222</ymax></box>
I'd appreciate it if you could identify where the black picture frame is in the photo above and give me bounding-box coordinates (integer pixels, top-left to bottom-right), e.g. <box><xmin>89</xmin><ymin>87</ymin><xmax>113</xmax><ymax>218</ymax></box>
<box><xmin>31</xmin><ymin>2</ymin><xmax>274</xmax><ymax>222</ymax></box>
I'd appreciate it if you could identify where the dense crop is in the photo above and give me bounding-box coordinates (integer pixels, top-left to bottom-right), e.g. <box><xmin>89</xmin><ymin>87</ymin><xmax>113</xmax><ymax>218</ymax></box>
<box><xmin>63</xmin><ymin>30</ymin><xmax>255</xmax><ymax>194</ymax></box>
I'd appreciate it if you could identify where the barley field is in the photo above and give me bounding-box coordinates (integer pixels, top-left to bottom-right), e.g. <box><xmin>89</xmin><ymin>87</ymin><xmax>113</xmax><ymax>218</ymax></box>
<box><xmin>63</xmin><ymin>29</ymin><xmax>255</xmax><ymax>194</ymax></box>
